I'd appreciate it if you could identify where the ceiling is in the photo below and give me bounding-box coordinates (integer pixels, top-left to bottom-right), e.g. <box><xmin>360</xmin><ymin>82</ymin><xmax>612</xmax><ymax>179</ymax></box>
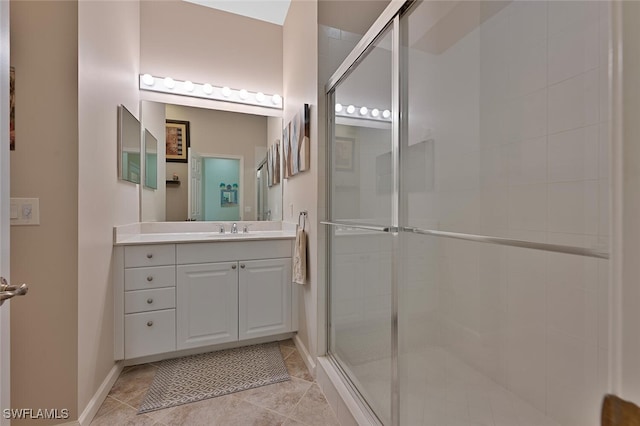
<box><xmin>183</xmin><ymin>0</ymin><xmax>292</xmax><ymax>25</ymax></box>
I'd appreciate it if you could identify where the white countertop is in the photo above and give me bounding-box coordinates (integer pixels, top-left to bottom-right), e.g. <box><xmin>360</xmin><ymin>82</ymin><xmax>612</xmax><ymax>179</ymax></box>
<box><xmin>114</xmin><ymin>221</ymin><xmax>297</xmax><ymax>245</ymax></box>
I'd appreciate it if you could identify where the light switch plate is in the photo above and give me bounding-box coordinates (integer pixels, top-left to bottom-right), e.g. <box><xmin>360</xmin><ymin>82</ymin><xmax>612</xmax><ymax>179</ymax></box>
<box><xmin>10</xmin><ymin>198</ymin><xmax>40</xmax><ymax>226</ymax></box>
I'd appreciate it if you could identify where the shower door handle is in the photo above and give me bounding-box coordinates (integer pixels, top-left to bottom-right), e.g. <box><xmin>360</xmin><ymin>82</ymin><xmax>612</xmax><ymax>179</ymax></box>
<box><xmin>0</xmin><ymin>277</ymin><xmax>28</xmax><ymax>306</ymax></box>
<box><xmin>320</xmin><ymin>221</ymin><xmax>397</xmax><ymax>233</ymax></box>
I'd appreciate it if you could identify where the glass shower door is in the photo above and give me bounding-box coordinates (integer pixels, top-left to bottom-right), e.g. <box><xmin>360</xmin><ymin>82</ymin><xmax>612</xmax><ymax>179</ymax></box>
<box><xmin>398</xmin><ymin>1</ymin><xmax>610</xmax><ymax>425</ymax></box>
<box><xmin>327</xmin><ymin>25</ymin><xmax>395</xmax><ymax>425</ymax></box>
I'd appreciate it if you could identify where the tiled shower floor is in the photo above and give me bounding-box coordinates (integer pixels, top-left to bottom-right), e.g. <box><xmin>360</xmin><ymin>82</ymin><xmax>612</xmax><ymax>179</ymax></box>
<box><xmin>90</xmin><ymin>339</ymin><xmax>340</xmax><ymax>426</ymax></box>
<box><xmin>342</xmin><ymin>347</ymin><xmax>562</xmax><ymax>426</ymax></box>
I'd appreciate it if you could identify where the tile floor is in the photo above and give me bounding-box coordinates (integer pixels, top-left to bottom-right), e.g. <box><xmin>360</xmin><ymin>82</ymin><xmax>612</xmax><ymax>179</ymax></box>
<box><xmin>91</xmin><ymin>339</ymin><xmax>340</xmax><ymax>426</ymax></box>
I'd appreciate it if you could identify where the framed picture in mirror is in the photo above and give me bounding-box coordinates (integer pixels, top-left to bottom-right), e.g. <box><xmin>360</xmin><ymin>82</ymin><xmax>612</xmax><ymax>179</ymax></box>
<box><xmin>165</xmin><ymin>119</ymin><xmax>190</xmax><ymax>162</ymax></box>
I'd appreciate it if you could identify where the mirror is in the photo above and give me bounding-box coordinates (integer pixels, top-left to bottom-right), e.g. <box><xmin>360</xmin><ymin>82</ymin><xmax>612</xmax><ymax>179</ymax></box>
<box><xmin>118</xmin><ymin>105</ymin><xmax>141</xmax><ymax>184</ymax></box>
<box><xmin>144</xmin><ymin>129</ymin><xmax>158</xmax><ymax>189</ymax></box>
<box><xmin>142</xmin><ymin>101</ymin><xmax>283</xmax><ymax>222</ymax></box>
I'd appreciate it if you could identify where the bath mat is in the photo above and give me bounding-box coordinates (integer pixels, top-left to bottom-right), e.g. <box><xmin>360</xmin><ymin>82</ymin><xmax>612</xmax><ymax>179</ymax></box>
<box><xmin>137</xmin><ymin>342</ymin><xmax>290</xmax><ymax>414</ymax></box>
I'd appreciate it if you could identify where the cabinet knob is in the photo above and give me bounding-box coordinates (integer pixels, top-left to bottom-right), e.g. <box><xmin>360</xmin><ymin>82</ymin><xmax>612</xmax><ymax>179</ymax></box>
<box><xmin>146</xmin><ymin>276</ymin><xmax>153</xmax><ymax>282</ymax></box>
<box><xmin>231</xmin><ymin>265</ymin><xmax>237</xmax><ymax>270</ymax></box>
<box><xmin>146</xmin><ymin>253</ymin><xmax>153</xmax><ymax>259</ymax></box>
<box><xmin>147</xmin><ymin>298</ymin><xmax>153</xmax><ymax>304</ymax></box>
<box><xmin>147</xmin><ymin>321</ymin><xmax>153</xmax><ymax>327</ymax></box>
<box><xmin>240</xmin><ymin>264</ymin><xmax>245</xmax><ymax>269</ymax></box>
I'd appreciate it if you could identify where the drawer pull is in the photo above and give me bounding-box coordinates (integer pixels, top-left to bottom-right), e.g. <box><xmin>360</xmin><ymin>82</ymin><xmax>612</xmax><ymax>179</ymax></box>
<box><xmin>146</xmin><ymin>276</ymin><xmax>153</xmax><ymax>282</ymax></box>
<box><xmin>147</xmin><ymin>321</ymin><xmax>154</xmax><ymax>327</ymax></box>
<box><xmin>240</xmin><ymin>264</ymin><xmax>245</xmax><ymax>269</ymax></box>
<box><xmin>231</xmin><ymin>265</ymin><xmax>237</xmax><ymax>270</ymax></box>
<box><xmin>146</xmin><ymin>253</ymin><xmax>153</xmax><ymax>259</ymax></box>
<box><xmin>147</xmin><ymin>298</ymin><xmax>153</xmax><ymax>304</ymax></box>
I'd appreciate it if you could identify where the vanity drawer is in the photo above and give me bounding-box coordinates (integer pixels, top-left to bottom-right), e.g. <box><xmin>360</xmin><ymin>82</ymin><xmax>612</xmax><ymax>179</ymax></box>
<box><xmin>124</xmin><ymin>244</ymin><xmax>175</xmax><ymax>268</ymax></box>
<box><xmin>125</xmin><ymin>288</ymin><xmax>175</xmax><ymax>314</ymax></box>
<box><xmin>125</xmin><ymin>266</ymin><xmax>175</xmax><ymax>291</ymax></box>
<box><xmin>125</xmin><ymin>309</ymin><xmax>176</xmax><ymax>359</ymax></box>
<box><xmin>177</xmin><ymin>240</ymin><xmax>293</xmax><ymax>264</ymax></box>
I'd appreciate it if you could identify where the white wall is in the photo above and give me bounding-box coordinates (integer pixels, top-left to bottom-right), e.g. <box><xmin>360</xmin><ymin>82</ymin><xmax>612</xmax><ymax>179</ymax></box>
<box><xmin>78</xmin><ymin>0</ymin><xmax>140</xmax><ymax>415</ymax></box>
<box><xmin>283</xmin><ymin>0</ymin><xmax>319</xmax><ymax>365</ymax></box>
<box><xmin>141</xmin><ymin>0</ymin><xmax>282</xmax><ymax>96</ymax></box>
<box><xmin>9</xmin><ymin>2</ymin><xmax>79</xmax><ymax>422</ymax></box>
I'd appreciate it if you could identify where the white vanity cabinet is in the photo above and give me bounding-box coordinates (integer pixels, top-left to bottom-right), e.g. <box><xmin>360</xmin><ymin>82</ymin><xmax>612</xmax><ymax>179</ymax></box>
<box><xmin>239</xmin><ymin>258</ymin><xmax>292</xmax><ymax>340</ymax></box>
<box><xmin>176</xmin><ymin>261</ymin><xmax>239</xmax><ymax>349</ymax></box>
<box><xmin>114</xmin><ymin>238</ymin><xmax>296</xmax><ymax>361</ymax></box>
<box><xmin>120</xmin><ymin>244</ymin><xmax>177</xmax><ymax>359</ymax></box>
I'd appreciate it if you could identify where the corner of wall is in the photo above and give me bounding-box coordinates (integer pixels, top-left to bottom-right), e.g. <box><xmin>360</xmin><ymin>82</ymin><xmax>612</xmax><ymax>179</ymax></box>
<box><xmin>282</xmin><ymin>0</ymin><xmax>320</xmax><ymax>361</ymax></box>
<box><xmin>77</xmin><ymin>0</ymin><xmax>141</xmax><ymax>415</ymax></box>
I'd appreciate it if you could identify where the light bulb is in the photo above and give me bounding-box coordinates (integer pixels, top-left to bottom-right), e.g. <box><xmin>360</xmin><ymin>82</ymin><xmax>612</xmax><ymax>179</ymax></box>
<box><xmin>256</xmin><ymin>92</ymin><xmax>265</xmax><ymax>102</ymax></box>
<box><xmin>239</xmin><ymin>89</ymin><xmax>248</xmax><ymax>100</ymax></box>
<box><xmin>371</xmin><ymin>108</ymin><xmax>380</xmax><ymax>117</ymax></box>
<box><xmin>222</xmin><ymin>86</ymin><xmax>231</xmax><ymax>97</ymax></box>
<box><xmin>272</xmin><ymin>94</ymin><xmax>282</xmax><ymax>105</ymax></box>
<box><xmin>203</xmin><ymin>83</ymin><xmax>213</xmax><ymax>95</ymax></box>
<box><xmin>184</xmin><ymin>81</ymin><xmax>195</xmax><ymax>92</ymax></box>
<box><xmin>141</xmin><ymin>74</ymin><xmax>154</xmax><ymax>86</ymax></box>
<box><xmin>335</xmin><ymin>103</ymin><xmax>343</xmax><ymax>113</ymax></box>
<box><xmin>382</xmin><ymin>109</ymin><xmax>391</xmax><ymax>119</ymax></box>
<box><xmin>346</xmin><ymin>105</ymin><xmax>355</xmax><ymax>114</ymax></box>
<box><xmin>163</xmin><ymin>77</ymin><xmax>175</xmax><ymax>89</ymax></box>
<box><xmin>359</xmin><ymin>106</ymin><xmax>368</xmax><ymax>116</ymax></box>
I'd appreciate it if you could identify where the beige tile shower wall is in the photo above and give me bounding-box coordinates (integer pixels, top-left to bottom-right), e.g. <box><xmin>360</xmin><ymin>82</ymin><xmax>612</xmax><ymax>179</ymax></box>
<box><xmin>78</xmin><ymin>0</ymin><xmax>141</xmax><ymax>416</ymax></box>
<box><xmin>405</xmin><ymin>2</ymin><xmax>610</xmax><ymax>425</ymax></box>
<box><xmin>9</xmin><ymin>2</ymin><xmax>79</xmax><ymax>422</ymax></box>
<box><xmin>140</xmin><ymin>0</ymin><xmax>282</xmax><ymax>96</ymax></box>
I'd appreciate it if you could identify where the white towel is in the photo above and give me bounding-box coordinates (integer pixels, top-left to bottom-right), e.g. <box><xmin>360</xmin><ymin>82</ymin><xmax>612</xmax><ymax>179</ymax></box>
<box><xmin>293</xmin><ymin>227</ymin><xmax>307</xmax><ymax>284</ymax></box>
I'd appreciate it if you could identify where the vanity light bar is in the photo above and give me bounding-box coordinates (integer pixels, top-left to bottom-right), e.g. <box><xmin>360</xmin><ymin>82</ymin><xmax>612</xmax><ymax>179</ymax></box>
<box><xmin>334</xmin><ymin>103</ymin><xmax>391</xmax><ymax>122</ymax></box>
<box><xmin>139</xmin><ymin>74</ymin><xmax>283</xmax><ymax>109</ymax></box>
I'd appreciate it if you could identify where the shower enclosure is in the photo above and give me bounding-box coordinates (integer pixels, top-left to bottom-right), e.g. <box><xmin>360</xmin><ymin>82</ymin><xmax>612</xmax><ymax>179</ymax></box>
<box><xmin>324</xmin><ymin>1</ymin><xmax>610</xmax><ymax>425</ymax></box>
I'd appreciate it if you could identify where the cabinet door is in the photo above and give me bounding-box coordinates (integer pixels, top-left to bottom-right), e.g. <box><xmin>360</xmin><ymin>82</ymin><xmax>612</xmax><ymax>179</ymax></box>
<box><xmin>238</xmin><ymin>258</ymin><xmax>292</xmax><ymax>340</ymax></box>
<box><xmin>177</xmin><ymin>262</ymin><xmax>238</xmax><ymax>349</ymax></box>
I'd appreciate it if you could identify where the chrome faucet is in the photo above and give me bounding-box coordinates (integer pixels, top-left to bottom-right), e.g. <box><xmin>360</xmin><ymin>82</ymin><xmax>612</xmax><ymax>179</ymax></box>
<box><xmin>231</xmin><ymin>223</ymin><xmax>238</xmax><ymax>234</ymax></box>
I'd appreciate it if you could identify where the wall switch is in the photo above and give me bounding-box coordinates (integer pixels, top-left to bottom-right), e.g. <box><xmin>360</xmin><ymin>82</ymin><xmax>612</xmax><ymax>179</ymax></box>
<box><xmin>10</xmin><ymin>198</ymin><xmax>40</xmax><ymax>226</ymax></box>
<box><xmin>244</xmin><ymin>206</ymin><xmax>251</xmax><ymax>213</ymax></box>
<box><xmin>289</xmin><ymin>203</ymin><xmax>294</xmax><ymax>218</ymax></box>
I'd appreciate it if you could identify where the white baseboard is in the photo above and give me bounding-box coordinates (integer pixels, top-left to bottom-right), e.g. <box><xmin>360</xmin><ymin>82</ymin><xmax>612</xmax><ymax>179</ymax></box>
<box><xmin>293</xmin><ymin>334</ymin><xmax>316</xmax><ymax>377</ymax></box>
<box><xmin>77</xmin><ymin>362</ymin><xmax>123</xmax><ymax>426</ymax></box>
